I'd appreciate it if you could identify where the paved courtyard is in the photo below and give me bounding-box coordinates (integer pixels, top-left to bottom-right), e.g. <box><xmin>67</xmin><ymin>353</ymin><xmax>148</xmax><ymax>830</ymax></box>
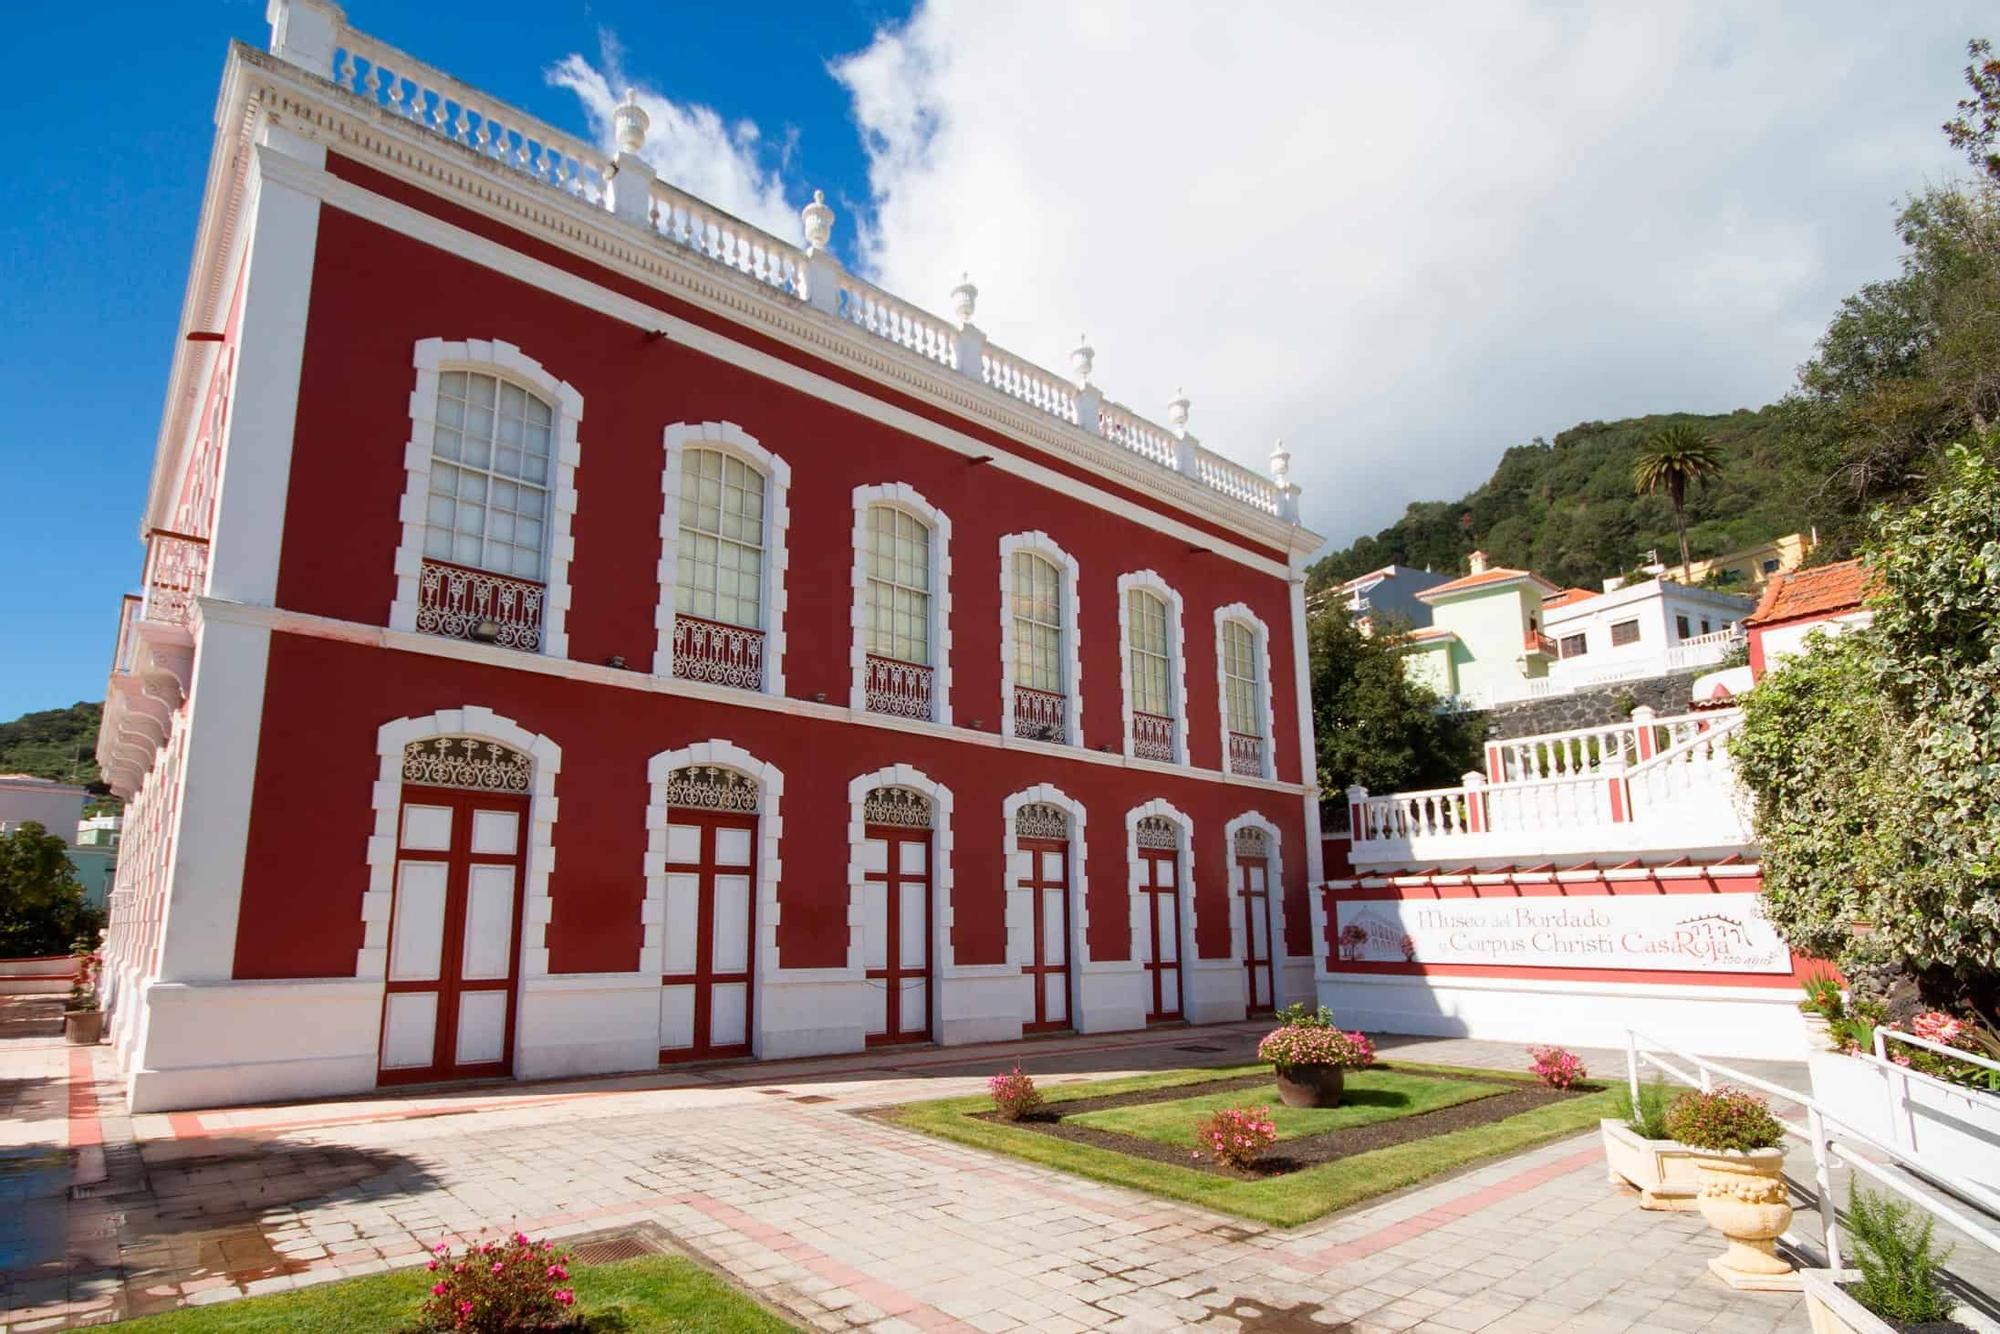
<box><xmin>0</xmin><ymin>994</ymin><xmax>1965</xmax><ymax>1332</ymax></box>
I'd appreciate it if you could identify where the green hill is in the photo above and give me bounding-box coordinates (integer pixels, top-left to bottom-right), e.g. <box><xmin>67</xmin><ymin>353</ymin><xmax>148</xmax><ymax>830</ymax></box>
<box><xmin>0</xmin><ymin>701</ymin><xmax>104</xmax><ymax>787</ymax></box>
<box><xmin>1306</xmin><ymin>405</ymin><xmax>1845</xmax><ymax>592</ymax></box>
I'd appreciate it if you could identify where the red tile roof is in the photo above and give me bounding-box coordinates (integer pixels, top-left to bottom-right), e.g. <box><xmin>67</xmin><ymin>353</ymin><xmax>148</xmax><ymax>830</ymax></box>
<box><xmin>1541</xmin><ymin>587</ymin><xmax>1598</xmax><ymax>610</ymax></box>
<box><xmin>1745</xmin><ymin>559</ymin><xmax>1877</xmax><ymax>627</ymax></box>
<box><xmin>1417</xmin><ymin>567</ymin><xmax>1558</xmax><ymax>600</ymax></box>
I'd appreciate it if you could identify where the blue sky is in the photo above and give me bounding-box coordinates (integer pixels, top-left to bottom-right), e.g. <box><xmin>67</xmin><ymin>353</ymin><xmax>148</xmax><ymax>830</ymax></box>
<box><xmin>0</xmin><ymin>0</ymin><xmax>896</xmax><ymax>721</ymax></box>
<box><xmin>0</xmin><ymin>2</ymin><xmax>1986</xmax><ymax>723</ymax></box>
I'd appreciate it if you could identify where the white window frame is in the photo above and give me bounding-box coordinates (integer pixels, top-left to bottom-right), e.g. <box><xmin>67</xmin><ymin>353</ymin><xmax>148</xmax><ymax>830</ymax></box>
<box><xmin>849</xmin><ymin>484</ymin><xmax>953</xmax><ymax>726</ymax></box>
<box><xmin>1213</xmin><ymin>603</ymin><xmax>1277</xmax><ymax>780</ymax></box>
<box><xmin>390</xmin><ymin>339</ymin><xmax>582</xmax><ymax>658</ymax></box>
<box><xmin>653</xmin><ymin>422</ymin><xmax>792</xmax><ymax>694</ymax></box>
<box><xmin>998</xmin><ymin>533</ymin><xmax>1083</xmax><ymax>746</ymax></box>
<box><xmin>1116</xmin><ymin>570</ymin><xmax>1189</xmax><ymax>765</ymax></box>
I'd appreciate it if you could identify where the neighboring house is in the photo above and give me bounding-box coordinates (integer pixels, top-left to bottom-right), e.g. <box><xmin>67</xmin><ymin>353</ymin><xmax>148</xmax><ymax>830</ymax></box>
<box><xmin>0</xmin><ymin>774</ymin><xmax>87</xmax><ymax>840</ymax></box>
<box><xmin>92</xmin><ymin>1</ymin><xmax>1327</xmax><ymax>1112</ymax></box>
<box><xmin>1336</xmin><ymin>565</ymin><xmax>1448</xmax><ymax>633</ymax></box>
<box><xmin>1745</xmin><ymin>559</ymin><xmax>1876</xmax><ymax>679</ymax></box>
<box><xmin>0</xmin><ymin>775</ymin><xmax>114</xmax><ymax>912</ymax></box>
<box><xmin>72</xmin><ymin>815</ymin><xmax>123</xmax><ymax>911</ymax></box>
<box><xmin>1393</xmin><ymin>552</ymin><xmax>1558</xmax><ymax>708</ymax></box>
<box><xmin>1543</xmin><ymin>578</ymin><xmax>1753</xmax><ymax>688</ymax></box>
<box><xmin>1671</xmin><ymin>531</ymin><xmax>1815</xmax><ymax>593</ymax></box>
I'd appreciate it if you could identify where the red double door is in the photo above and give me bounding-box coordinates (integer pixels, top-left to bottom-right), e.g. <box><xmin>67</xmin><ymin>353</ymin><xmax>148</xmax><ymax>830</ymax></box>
<box><xmin>1019</xmin><ymin>836</ymin><xmax>1072</xmax><ymax>1034</ymax></box>
<box><xmin>1237</xmin><ymin>851</ymin><xmax>1276</xmax><ymax>1015</ymax></box>
<box><xmin>1138</xmin><ymin>847</ymin><xmax>1183</xmax><ymax>1023</ymax></box>
<box><xmin>862</xmin><ymin>822</ymin><xmax>933</xmax><ymax>1045</ymax></box>
<box><xmin>379</xmin><ymin>786</ymin><xmax>528</xmax><ymax>1084</ymax></box>
<box><xmin>660</xmin><ymin>808</ymin><xmax>756</xmax><ymax>1063</ymax></box>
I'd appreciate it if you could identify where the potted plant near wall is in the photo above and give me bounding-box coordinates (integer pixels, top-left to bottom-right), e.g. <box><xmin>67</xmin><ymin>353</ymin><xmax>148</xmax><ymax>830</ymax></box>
<box><xmin>1664</xmin><ymin>1087</ymin><xmax>1797</xmax><ymax>1289</ymax></box>
<box><xmin>1599</xmin><ymin>1076</ymin><xmax>1703</xmax><ymax>1210</ymax></box>
<box><xmin>1256</xmin><ymin>1004</ymin><xmax>1374</xmax><ymax>1108</ymax></box>
<box><xmin>1797</xmin><ymin>975</ymin><xmax>1844</xmax><ymax>1054</ymax></box>
<box><xmin>1802</xmin><ymin>1186</ymin><xmax>1970</xmax><ymax>1333</ymax></box>
<box><xmin>63</xmin><ymin>947</ymin><xmax>104</xmax><ymax>1046</ymax></box>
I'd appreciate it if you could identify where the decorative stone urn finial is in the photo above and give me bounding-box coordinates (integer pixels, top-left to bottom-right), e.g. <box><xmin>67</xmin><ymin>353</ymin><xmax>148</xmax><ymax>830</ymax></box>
<box><xmin>613</xmin><ymin>89</ymin><xmax>649</xmax><ymax>154</ymax></box>
<box><xmin>1070</xmin><ymin>334</ymin><xmax>1094</xmax><ymax>387</ymax></box>
<box><xmin>1270</xmin><ymin>439</ymin><xmax>1291</xmax><ymax>480</ymax></box>
<box><xmin>1167</xmin><ymin>387</ymin><xmax>1191</xmax><ymax>437</ymax></box>
<box><xmin>802</xmin><ymin>189</ymin><xmax>835</xmax><ymax>251</ymax></box>
<box><xmin>950</xmin><ymin>272</ymin><xmax>979</xmax><ymax>324</ymax></box>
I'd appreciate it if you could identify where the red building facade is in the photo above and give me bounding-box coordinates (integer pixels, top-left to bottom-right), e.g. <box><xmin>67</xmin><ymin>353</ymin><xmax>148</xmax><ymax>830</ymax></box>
<box><xmin>96</xmin><ymin>2</ymin><xmax>1326</xmax><ymax>1110</ymax></box>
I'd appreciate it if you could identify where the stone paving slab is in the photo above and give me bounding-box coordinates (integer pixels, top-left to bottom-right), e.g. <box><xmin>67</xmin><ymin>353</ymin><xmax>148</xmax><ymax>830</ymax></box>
<box><xmin>0</xmin><ymin>1002</ymin><xmax>1941</xmax><ymax>1332</ymax></box>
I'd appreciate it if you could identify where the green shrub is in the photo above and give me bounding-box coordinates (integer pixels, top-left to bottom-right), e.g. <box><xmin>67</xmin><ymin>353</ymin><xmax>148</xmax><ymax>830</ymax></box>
<box><xmin>1662</xmin><ymin>1088</ymin><xmax>1785</xmax><ymax>1152</ymax></box>
<box><xmin>1609</xmin><ymin>1078</ymin><xmax>1675</xmax><ymax>1140</ymax></box>
<box><xmin>1845</xmin><ymin>1186</ymin><xmax>1956</xmax><ymax>1325</ymax></box>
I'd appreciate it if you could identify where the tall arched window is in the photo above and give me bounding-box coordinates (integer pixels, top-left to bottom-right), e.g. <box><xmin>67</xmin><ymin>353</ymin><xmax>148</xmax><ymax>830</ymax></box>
<box><xmin>1215</xmin><ymin>605</ymin><xmax>1275</xmax><ymax>778</ymax></box>
<box><xmin>865</xmin><ymin>504</ymin><xmax>934</xmax><ymax>715</ymax></box>
<box><xmin>1128</xmin><ymin>589</ymin><xmax>1174</xmax><ymax>759</ymax></box>
<box><xmin>393</xmin><ymin>339</ymin><xmax>582</xmax><ymax>659</ymax></box>
<box><xmin>1012</xmin><ymin>552</ymin><xmax>1063</xmax><ymax>735</ymax></box>
<box><xmin>656</xmin><ymin>422</ymin><xmax>791</xmax><ymax>695</ymax></box>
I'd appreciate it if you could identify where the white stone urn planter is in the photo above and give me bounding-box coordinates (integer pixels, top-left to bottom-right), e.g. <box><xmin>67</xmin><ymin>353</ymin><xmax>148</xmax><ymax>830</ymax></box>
<box><xmin>1802</xmin><ymin>1268</ymin><xmax>1970</xmax><ymax>1333</ymax></box>
<box><xmin>1599</xmin><ymin>1119</ymin><xmax>1701</xmax><ymax>1210</ymax></box>
<box><xmin>1689</xmin><ymin>1146</ymin><xmax>1799</xmax><ymax>1290</ymax></box>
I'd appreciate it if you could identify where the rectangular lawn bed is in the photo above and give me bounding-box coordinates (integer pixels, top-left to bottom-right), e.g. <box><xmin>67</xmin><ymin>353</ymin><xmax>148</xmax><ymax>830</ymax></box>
<box><xmin>879</xmin><ymin>1059</ymin><xmax>1615</xmax><ymax>1228</ymax></box>
<box><xmin>108</xmin><ymin>1253</ymin><xmax>795</xmax><ymax>1332</ymax></box>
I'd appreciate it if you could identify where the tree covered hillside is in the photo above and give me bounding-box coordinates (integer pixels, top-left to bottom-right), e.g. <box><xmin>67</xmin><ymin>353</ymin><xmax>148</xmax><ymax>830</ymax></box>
<box><xmin>0</xmin><ymin>702</ymin><xmax>104</xmax><ymax>787</ymax></box>
<box><xmin>1307</xmin><ymin>406</ymin><xmax>1838</xmax><ymax>592</ymax></box>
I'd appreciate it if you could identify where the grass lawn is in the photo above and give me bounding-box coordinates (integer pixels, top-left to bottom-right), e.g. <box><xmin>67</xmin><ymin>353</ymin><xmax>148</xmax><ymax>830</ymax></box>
<box><xmin>885</xmin><ymin>1061</ymin><xmax>1616</xmax><ymax>1228</ymax></box>
<box><xmin>1065</xmin><ymin>1068</ymin><xmax>1507</xmax><ymax>1147</ymax></box>
<box><xmin>110</xmin><ymin>1254</ymin><xmax>795</xmax><ymax>1332</ymax></box>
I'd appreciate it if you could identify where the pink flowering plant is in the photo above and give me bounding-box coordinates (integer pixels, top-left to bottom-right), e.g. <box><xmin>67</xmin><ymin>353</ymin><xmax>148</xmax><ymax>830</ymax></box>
<box><xmin>1258</xmin><ymin>1005</ymin><xmax>1374</xmax><ymax>1072</ymax></box>
<box><xmin>1894</xmin><ymin>1011</ymin><xmax>2000</xmax><ymax>1092</ymax></box>
<box><xmin>988</xmin><ymin>1064</ymin><xmax>1044</xmax><ymax>1120</ymax></box>
<box><xmin>1192</xmin><ymin>1105</ymin><xmax>1279</xmax><ymax>1171</ymax></box>
<box><xmin>1527</xmin><ymin>1045</ymin><xmax>1587</xmax><ymax>1090</ymax></box>
<box><xmin>417</xmin><ymin>1233</ymin><xmax>577</xmax><ymax>1332</ymax></box>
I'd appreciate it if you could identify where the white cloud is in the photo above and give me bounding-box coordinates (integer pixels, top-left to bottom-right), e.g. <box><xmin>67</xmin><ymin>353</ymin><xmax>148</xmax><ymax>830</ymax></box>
<box><xmin>548</xmin><ymin>50</ymin><xmax>798</xmax><ymax>241</ymax></box>
<box><xmin>829</xmin><ymin>2</ymin><xmax>1982</xmax><ymax>548</ymax></box>
<box><xmin>559</xmin><ymin>5</ymin><xmax>1984</xmax><ymax>552</ymax></box>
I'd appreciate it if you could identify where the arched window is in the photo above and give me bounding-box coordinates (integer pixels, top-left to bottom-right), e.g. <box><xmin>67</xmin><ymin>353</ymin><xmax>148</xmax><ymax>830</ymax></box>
<box><xmin>676</xmin><ymin>450</ymin><xmax>765</xmax><ymax>630</ymax></box>
<box><xmin>425</xmin><ymin>371</ymin><xmax>554</xmax><ymax>580</ymax></box>
<box><xmin>1013</xmin><ymin>552</ymin><xmax>1061</xmax><ymax>694</ymax></box>
<box><xmin>999</xmin><ymin>534</ymin><xmax>1081</xmax><ymax>746</ymax></box>
<box><xmin>851</xmin><ymin>485</ymin><xmax>952</xmax><ymax>724</ymax></box>
<box><xmin>1215</xmin><ymin>605</ymin><xmax>1275</xmax><ymax>778</ymax></box>
<box><xmin>1127</xmin><ymin>589</ymin><xmax>1175</xmax><ymax>760</ymax></box>
<box><xmin>867</xmin><ymin>505</ymin><xmax>931</xmax><ymax>666</ymax></box>
<box><xmin>393</xmin><ymin>339</ymin><xmax>581</xmax><ymax>658</ymax></box>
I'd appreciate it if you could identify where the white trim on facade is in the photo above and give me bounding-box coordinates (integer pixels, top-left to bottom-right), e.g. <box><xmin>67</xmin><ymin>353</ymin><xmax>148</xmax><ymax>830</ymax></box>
<box><xmin>849</xmin><ymin>484</ymin><xmax>954</xmax><ymax>725</ymax></box>
<box><xmin>388</xmin><ymin>338</ymin><xmax>584</xmax><ymax>659</ymax></box>
<box><xmin>997</xmin><ymin>533</ymin><xmax>1083</xmax><ymax>747</ymax></box>
<box><xmin>643</xmin><ymin>740</ymin><xmax>786</xmax><ymax>1044</ymax></box>
<box><xmin>653</xmin><ymin>422</ymin><xmax>793</xmax><ymax>695</ymax></box>
<box><xmin>1116</xmin><ymin>571</ymin><xmax>1190</xmax><ymax>766</ymax></box>
<box><xmin>363</xmin><ymin>707</ymin><xmax>562</xmax><ymax>981</ymax></box>
<box><xmin>1213</xmin><ymin>602</ymin><xmax>1278</xmax><ymax>780</ymax></box>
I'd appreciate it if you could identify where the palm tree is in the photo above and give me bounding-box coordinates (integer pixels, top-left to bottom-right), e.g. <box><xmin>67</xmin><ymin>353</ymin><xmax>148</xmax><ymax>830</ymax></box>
<box><xmin>1633</xmin><ymin>424</ymin><xmax>1724</xmax><ymax>574</ymax></box>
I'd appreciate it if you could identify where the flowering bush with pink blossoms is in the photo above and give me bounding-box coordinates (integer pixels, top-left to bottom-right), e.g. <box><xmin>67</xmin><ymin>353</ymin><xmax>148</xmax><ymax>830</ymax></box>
<box><xmin>1258</xmin><ymin>1024</ymin><xmax>1374</xmax><ymax>1072</ymax></box>
<box><xmin>1894</xmin><ymin>1010</ymin><xmax>2000</xmax><ymax>1092</ymax></box>
<box><xmin>1192</xmin><ymin>1105</ymin><xmax>1279</xmax><ymax>1171</ymax></box>
<box><xmin>1527</xmin><ymin>1045</ymin><xmax>1587</xmax><ymax>1090</ymax></box>
<box><xmin>988</xmin><ymin>1064</ymin><xmax>1044</xmax><ymax>1120</ymax></box>
<box><xmin>417</xmin><ymin>1233</ymin><xmax>576</xmax><ymax>1332</ymax></box>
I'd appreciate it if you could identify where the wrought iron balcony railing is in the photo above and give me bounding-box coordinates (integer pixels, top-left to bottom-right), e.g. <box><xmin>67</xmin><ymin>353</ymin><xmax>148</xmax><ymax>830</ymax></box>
<box><xmin>1133</xmin><ymin>710</ymin><xmax>1176</xmax><ymax>763</ymax></box>
<box><xmin>416</xmin><ymin>556</ymin><xmax>545</xmax><ymax>652</ymax></box>
<box><xmin>140</xmin><ymin>530</ymin><xmax>209</xmax><ymax>630</ymax></box>
<box><xmin>1012</xmin><ymin>685</ymin><xmax>1067</xmax><ymax>743</ymax></box>
<box><xmin>672</xmin><ymin>614</ymin><xmax>765</xmax><ymax>691</ymax></box>
<box><xmin>866</xmin><ymin>653</ymin><xmax>934</xmax><ymax>721</ymax></box>
<box><xmin>1228</xmin><ymin>731</ymin><xmax>1267</xmax><ymax>778</ymax></box>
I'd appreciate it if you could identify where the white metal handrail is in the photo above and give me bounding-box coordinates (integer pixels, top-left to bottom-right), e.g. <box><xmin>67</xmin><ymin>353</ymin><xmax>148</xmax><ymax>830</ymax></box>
<box><xmin>1877</xmin><ymin>1027</ymin><xmax>2000</xmax><ymax>1075</ymax></box>
<box><xmin>1625</xmin><ymin>1030</ymin><xmax>2000</xmax><ymax>1273</ymax></box>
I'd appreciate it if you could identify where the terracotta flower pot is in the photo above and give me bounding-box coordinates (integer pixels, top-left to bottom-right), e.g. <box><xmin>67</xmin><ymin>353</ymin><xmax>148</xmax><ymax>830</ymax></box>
<box><xmin>1273</xmin><ymin>1064</ymin><xmax>1344</xmax><ymax>1108</ymax></box>
<box><xmin>1690</xmin><ymin>1146</ymin><xmax>1797</xmax><ymax>1290</ymax></box>
<box><xmin>64</xmin><ymin>1009</ymin><xmax>105</xmax><ymax>1045</ymax></box>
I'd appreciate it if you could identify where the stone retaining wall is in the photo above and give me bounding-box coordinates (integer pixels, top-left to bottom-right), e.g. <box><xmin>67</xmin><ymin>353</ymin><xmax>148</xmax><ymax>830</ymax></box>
<box><xmin>1479</xmin><ymin>671</ymin><xmax>1703</xmax><ymax>739</ymax></box>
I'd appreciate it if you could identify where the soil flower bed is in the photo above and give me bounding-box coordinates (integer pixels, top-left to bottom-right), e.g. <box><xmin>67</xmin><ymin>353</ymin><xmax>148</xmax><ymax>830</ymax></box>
<box><xmin>880</xmin><ymin>1060</ymin><xmax>1614</xmax><ymax>1227</ymax></box>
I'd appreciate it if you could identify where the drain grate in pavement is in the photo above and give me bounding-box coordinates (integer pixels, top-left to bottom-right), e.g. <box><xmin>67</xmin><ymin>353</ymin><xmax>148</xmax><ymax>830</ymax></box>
<box><xmin>565</xmin><ymin>1224</ymin><xmax>671</xmax><ymax>1266</ymax></box>
<box><xmin>1177</xmin><ymin>1043</ymin><xmax>1225</xmax><ymax>1053</ymax></box>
